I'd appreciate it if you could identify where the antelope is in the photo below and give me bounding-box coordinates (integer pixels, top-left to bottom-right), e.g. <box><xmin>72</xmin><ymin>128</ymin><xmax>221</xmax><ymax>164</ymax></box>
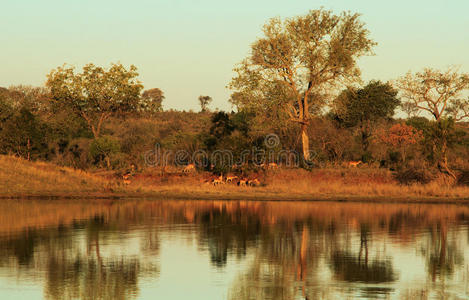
<box><xmin>348</xmin><ymin>160</ymin><xmax>362</xmax><ymax>168</ymax></box>
<box><xmin>248</xmin><ymin>178</ymin><xmax>261</xmax><ymax>186</ymax></box>
<box><xmin>238</xmin><ymin>178</ymin><xmax>248</xmax><ymax>187</ymax></box>
<box><xmin>212</xmin><ymin>175</ymin><xmax>224</xmax><ymax>186</ymax></box>
<box><xmin>226</xmin><ymin>175</ymin><xmax>238</xmax><ymax>183</ymax></box>
<box><xmin>122</xmin><ymin>172</ymin><xmax>131</xmax><ymax>185</ymax></box>
<box><xmin>268</xmin><ymin>162</ymin><xmax>278</xmax><ymax>169</ymax></box>
<box><xmin>183</xmin><ymin>163</ymin><xmax>196</xmax><ymax>173</ymax></box>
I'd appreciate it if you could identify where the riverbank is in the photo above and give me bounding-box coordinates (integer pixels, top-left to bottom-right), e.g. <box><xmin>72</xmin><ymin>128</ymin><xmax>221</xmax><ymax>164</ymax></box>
<box><xmin>1</xmin><ymin>155</ymin><xmax>468</xmax><ymax>203</ymax></box>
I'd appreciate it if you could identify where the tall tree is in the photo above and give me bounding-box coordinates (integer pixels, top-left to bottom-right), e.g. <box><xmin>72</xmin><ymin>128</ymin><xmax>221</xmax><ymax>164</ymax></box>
<box><xmin>141</xmin><ymin>88</ymin><xmax>164</xmax><ymax>113</ymax></box>
<box><xmin>46</xmin><ymin>63</ymin><xmax>143</xmax><ymax>138</ymax></box>
<box><xmin>198</xmin><ymin>95</ymin><xmax>212</xmax><ymax>112</ymax></box>
<box><xmin>397</xmin><ymin>67</ymin><xmax>469</xmax><ymax>178</ymax></box>
<box><xmin>229</xmin><ymin>9</ymin><xmax>376</xmax><ymax>159</ymax></box>
<box><xmin>396</xmin><ymin>67</ymin><xmax>469</xmax><ymax>121</ymax></box>
<box><xmin>332</xmin><ymin>81</ymin><xmax>400</xmax><ymax>152</ymax></box>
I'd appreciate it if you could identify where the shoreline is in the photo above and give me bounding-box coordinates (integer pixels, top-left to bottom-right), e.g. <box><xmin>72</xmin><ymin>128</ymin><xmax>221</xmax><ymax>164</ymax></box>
<box><xmin>1</xmin><ymin>190</ymin><xmax>468</xmax><ymax>205</ymax></box>
<box><xmin>2</xmin><ymin>155</ymin><xmax>468</xmax><ymax>205</ymax></box>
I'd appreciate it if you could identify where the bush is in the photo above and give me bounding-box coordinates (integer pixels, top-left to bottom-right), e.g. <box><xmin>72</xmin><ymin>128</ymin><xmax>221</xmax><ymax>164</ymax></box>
<box><xmin>89</xmin><ymin>136</ymin><xmax>121</xmax><ymax>168</ymax></box>
<box><xmin>457</xmin><ymin>171</ymin><xmax>469</xmax><ymax>186</ymax></box>
<box><xmin>395</xmin><ymin>166</ymin><xmax>434</xmax><ymax>185</ymax></box>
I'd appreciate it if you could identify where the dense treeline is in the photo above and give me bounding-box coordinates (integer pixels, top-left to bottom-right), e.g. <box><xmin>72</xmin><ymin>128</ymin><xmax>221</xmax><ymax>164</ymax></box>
<box><xmin>1</xmin><ymin>8</ymin><xmax>469</xmax><ymax>185</ymax></box>
<box><xmin>0</xmin><ymin>82</ymin><xmax>468</xmax><ymax>181</ymax></box>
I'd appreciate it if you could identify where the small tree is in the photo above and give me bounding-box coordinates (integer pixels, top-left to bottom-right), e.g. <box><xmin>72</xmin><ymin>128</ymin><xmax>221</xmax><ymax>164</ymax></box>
<box><xmin>198</xmin><ymin>95</ymin><xmax>212</xmax><ymax>112</ymax></box>
<box><xmin>89</xmin><ymin>136</ymin><xmax>121</xmax><ymax>168</ymax></box>
<box><xmin>0</xmin><ymin>107</ymin><xmax>47</xmax><ymax>160</ymax></box>
<box><xmin>379</xmin><ymin>123</ymin><xmax>423</xmax><ymax>162</ymax></box>
<box><xmin>46</xmin><ymin>63</ymin><xmax>143</xmax><ymax>138</ymax></box>
<box><xmin>397</xmin><ymin>67</ymin><xmax>469</xmax><ymax>178</ymax></box>
<box><xmin>141</xmin><ymin>88</ymin><xmax>164</xmax><ymax>113</ymax></box>
<box><xmin>332</xmin><ymin>81</ymin><xmax>400</xmax><ymax>152</ymax></box>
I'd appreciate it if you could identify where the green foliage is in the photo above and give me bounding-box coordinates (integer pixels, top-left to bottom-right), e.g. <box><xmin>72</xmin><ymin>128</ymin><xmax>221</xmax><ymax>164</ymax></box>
<box><xmin>140</xmin><ymin>88</ymin><xmax>164</xmax><ymax>113</ymax></box>
<box><xmin>407</xmin><ymin>117</ymin><xmax>460</xmax><ymax>164</ymax></box>
<box><xmin>229</xmin><ymin>8</ymin><xmax>376</xmax><ymax>157</ymax></box>
<box><xmin>0</xmin><ymin>107</ymin><xmax>48</xmax><ymax>160</ymax></box>
<box><xmin>332</xmin><ymin>81</ymin><xmax>400</xmax><ymax>152</ymax></box>
<box><xmin>89</xmin><ymin>136</ymin><xmax>121</xmax><ymax>168</ymax></box>
<box><xmin>210</xmin><ymin>112</ymin><xmax>235</xmax><ymax>139</ymax></box>
<box><xmin>46</xmin><ymin>63</ymin><xmax>143</xmax><ymax>138</ymax></box>
<box><xmin>333</xmin><ymin>81</ymin><xmax>400</xmax><ymax>127</ymax></box>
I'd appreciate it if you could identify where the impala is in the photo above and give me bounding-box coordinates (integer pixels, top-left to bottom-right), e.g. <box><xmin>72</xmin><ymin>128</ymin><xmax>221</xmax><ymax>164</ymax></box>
<box><xmin>122</xmin><ymin>172</ymin><xmax>131</xmax><ymax>185</ymax></box>
<box><xmin>182</xmin><ymin>163</ymin><xmax>196</xmax><ymax>173</ymax></box>
<box><xmin>248</xmin><ymin>178</ymin><xmax>261</xmax><ymax>186</ymax></box>
<box><xmin>226</xmin><ymin>175</ymin><xmax>238</xmax><ymax>183</ymax></box>
<box><xmin>268</xmin><ymin>162</ymin><xmax>278</xmax><ymax>169</ymax></box>
<box><xmin>212</xmin><ymin>175</ymin><xmax>224</xmax><ymax>186</ymax></box>
<box><xmin>348</xmin><ymin>161</ymin><xmax>362</xmax><ymax>168</ymax></box>
<box><xmin>238</xmin><ymin>178</ymin><xmax>248</xmax><ymax>187</ymax></box>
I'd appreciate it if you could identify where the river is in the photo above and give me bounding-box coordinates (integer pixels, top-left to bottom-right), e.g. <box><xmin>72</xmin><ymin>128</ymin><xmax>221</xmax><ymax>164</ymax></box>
<box><xmin>0</xmin><ymin>199</ymin><xmax>468</xmax><ymax>299</ymax></box>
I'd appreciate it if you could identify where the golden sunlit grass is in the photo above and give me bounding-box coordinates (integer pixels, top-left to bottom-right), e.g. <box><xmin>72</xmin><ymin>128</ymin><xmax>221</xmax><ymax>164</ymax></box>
<box><xmin>0</xmin><ymin>155</ymin><xmax>114</xmax><ymax>196</ymax></box>
<box><xmin>1</xmin><ymin>155</ymin><xmax>468</xmax><ymax>201</ymax></box>
<box><xmin>126</xmin><ymin>167</ymin><xmax>469</xmax><ymax>201</ymax></box>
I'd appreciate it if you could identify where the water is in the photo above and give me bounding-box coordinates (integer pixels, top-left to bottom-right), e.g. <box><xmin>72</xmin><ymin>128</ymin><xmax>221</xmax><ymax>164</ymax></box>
<box><xmin>0</xmin><ymin>199</ymin><xmax>468</xmax><ymax>299</ymax></box>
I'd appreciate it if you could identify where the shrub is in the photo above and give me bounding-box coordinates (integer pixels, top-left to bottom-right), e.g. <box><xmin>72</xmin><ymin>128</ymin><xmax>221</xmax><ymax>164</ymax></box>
<box><xmin>457</xmin><ymin>171</ymin><xmax>469</xmax><ymax>186</ymax></box>
<box><xmin>395</xmin><ymin>166</ymin><xmax>434</xmax><ymax>185</ymax></box>
<box><xmin>89</xmin><ymin>136</ymin><xmax>121</xmax><ymax>168</ymax></box>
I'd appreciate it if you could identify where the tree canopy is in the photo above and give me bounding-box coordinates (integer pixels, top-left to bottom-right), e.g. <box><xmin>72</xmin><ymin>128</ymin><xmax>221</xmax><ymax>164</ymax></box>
<box><xmin>332</xmin><ymin>81</ymin><xmax>400</xmax><ymax>151</ymax></box>
<box><xmin>198</xmin><ymin>95</ymin><xmax>212</xmax><ymax>112</ymax></box>
<box><xmin>46</xmin><ymin>63</ymin><xmax>143</xmax><ymax>138</ymax></box>
<box><xmin>229</xmin><ymin>8</ymin><xmax>376</xmax><ymax>158</ymax></box>
<box><xmin>396</xmin><ymin>67</ymin><xmax>469</xmax><ymax>121</ymax></box>
<box><xmin>141</xmin><ymin>88</ymin><xmax>164</xmax><ymax>113</ymax></box>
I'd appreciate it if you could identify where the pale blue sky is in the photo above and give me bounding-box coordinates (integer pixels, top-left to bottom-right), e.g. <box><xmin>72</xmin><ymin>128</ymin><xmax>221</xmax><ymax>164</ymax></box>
<box><xmin>1</xmin><ymin>0</ymin><xmax>468</xmax><ymax>111</ymax></box>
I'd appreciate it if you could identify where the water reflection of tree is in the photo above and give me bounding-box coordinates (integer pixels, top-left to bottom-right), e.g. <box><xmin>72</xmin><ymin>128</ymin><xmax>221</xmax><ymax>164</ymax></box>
<box><xmin>228</xmin><ymin>220</ymin><xmax>398</xmax><ymax>300</ymax></box>
<box><xmin>0</xmin><ymin>228</ymin><xmax>39</xmax><ymax>266</ymax></box>
<box><xmin>1</xmin><ymin>200</ymin><xmax>469</xmax><ymax>300</ymax></box>
<box><xmin>197</xmin><ymin>207</ymin><xmax>261</xmax><ymax>268</ymax></box>
<box><xmin>0</xmin><ymin>216</ymin><xmax>159</xmax><ymax>300</ymax></box>
<box><xmin>421</xmin><ymin>222</ymin><xmax>464</xmax><ymax>282</ymax></box>
<box><xmin>331</xmin><ymin>223</ymin><xmax>396</xmax><ymax>284</ymax></box>
<box><xmin>45</xmin><ymin>255</ymin><xmax>143</xmax><ymax>300</ymax></box>
<box><xmin>227</xmin><ymin>222</ymin><xmax>330</xmax><ymax>300</ymax></box>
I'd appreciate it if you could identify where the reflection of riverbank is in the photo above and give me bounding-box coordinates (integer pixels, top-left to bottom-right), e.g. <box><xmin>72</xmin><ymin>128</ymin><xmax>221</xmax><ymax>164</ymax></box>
<box><xmin>0</xmin><ymin>200</ymin><xmax>467</xmax><ymax>299</ymax></box>
<box><xmin>1</xmin><ymin>199</ymin><xmax>468</xmax><ymax>237</ymax></box>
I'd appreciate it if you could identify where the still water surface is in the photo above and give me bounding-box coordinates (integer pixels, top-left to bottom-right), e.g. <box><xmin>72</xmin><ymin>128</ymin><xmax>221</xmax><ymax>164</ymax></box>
<box><xmin>0</xmin><ymin>199</ymin><xmax>468</xmax><ymax>299</ymax></box>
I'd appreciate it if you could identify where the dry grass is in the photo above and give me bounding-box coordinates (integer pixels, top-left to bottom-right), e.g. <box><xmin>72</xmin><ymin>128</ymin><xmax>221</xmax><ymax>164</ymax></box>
<box><xmin>124</xmin><ymin>167</ymin><xmax>469</xmax><ymax>202</ymax></box>
<box><xmin>0</xmin><ymin>155</ymin><xmax>115</xmax><ymax>196</ymax></box>
<box><xmin>1</xmin><ymin>155</ymin><xmax>468</xmax><ymax>201</ymax></box>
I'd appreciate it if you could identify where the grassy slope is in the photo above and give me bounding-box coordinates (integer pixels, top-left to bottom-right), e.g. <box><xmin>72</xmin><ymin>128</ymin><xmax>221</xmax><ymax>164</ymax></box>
<box><xmin>0</xmin><ymin>155</ymin><xmax>112</xmax><ymax>197</ymax></box>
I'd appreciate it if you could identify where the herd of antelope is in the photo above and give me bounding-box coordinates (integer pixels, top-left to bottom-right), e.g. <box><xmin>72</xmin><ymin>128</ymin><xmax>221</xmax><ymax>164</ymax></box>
<box><xmin>205</xmin><ymin>174</ymin><xmax>261</xmax><ymax>187</ymax></box>
<box><xmin>121</xmin><ymin>160</ymin><xmax>364</xmax><ymax>185</ymax></box>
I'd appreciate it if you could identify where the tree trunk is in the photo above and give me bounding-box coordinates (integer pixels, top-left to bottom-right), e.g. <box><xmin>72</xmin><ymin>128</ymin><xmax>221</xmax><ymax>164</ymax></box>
<box><xmin>443</xmin><ymin>155</ymin><xmax>456</xmax><ymax>180</ymax></box>
<box><xmin>301</xmin><ymin>124</ymin><xmax>310</xmax><ymax>160</ymax></box>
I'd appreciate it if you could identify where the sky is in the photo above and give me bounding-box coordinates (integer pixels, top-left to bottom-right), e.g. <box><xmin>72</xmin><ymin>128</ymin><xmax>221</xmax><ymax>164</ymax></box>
<box><xmin>1</xmin><ymin>0</ymin><xmax>468</xmax><ymax>111</ymax></box>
